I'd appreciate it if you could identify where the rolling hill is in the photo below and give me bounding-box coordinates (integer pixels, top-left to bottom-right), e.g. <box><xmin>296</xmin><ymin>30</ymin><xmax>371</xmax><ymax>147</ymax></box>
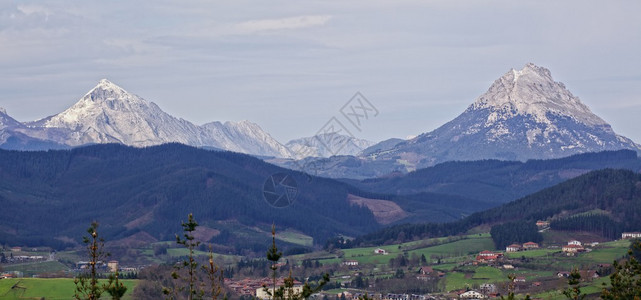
<box><xmin>355</xmin><ymin>168</ymin><xmax>641</xmax><ymax>246</ymax></box>
<box><xmin>0</xmin><ymin>143</ymin><xmax>484</xmax><ymax>251</ymax></box>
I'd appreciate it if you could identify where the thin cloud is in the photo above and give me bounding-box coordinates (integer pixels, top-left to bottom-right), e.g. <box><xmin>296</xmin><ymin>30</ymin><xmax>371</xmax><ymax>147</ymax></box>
<box><xmin>234</xmin><ymin>15</ymin><xmax>332</xmax><ymax>34</ymax></box>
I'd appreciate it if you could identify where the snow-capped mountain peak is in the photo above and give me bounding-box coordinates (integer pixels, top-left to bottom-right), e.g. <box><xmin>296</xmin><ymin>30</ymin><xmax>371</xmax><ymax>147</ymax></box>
<box><xmin>472</xmin><ymin>63</ymin><xmax>606</xmax><ymax>127</ymax></box>
<box><xmin>366</xmin><ymin>63</ymin><xmax>640</xmax><ymax>169</ymax></box>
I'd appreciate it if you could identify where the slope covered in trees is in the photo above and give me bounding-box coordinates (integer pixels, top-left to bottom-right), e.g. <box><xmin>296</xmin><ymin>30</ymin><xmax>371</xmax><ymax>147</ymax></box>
<box><xmin>355</xmin><ymin>169</ymin><xmax>641</xmax><ymax>246</ymax></box>
<box><xmin>0</xmin><ymin>144</ymin><xmax>483</xmax><ymax>250</ymax></box>
<box><xmin>347</xmin><ymin>150</ymin><xmax>641</xmax><ymax>203</ymax></box>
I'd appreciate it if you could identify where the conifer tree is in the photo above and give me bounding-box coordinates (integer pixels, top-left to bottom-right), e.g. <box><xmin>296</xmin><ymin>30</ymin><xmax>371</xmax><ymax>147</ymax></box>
<box><xmin>104</xmin><ymin>271</ymin><xmax>128</xmax><ymax>300</ymax></box>
<box><xmin>74</xmin><ymin>221</ymin><xmax>109</xmax><ymax>300</ymax></box>
<box><xmin>562</xmin><ymin>268</ymin><xmax>585</xmax><ymax>300</ymax></box>
<box><xmin>601</xmin><ymin>240</ymin><xmax>641</xmax><ymax>299</ymax></box>
<box><xmin>164</xmin><ymin>213</ymin><xmax>224</xmax><ymax>300</ymax></box>
<box><xmin>263</xmin><ymin>224</ymin><xmax>329</xmax><ymax>300</ymax></box>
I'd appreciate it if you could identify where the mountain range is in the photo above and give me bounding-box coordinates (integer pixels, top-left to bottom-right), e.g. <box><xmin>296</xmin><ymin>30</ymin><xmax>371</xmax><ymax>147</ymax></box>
<box><xmin>0</xmin><ymin>79</ymin><xmax>372</xmax><ymax>158</ymax></box>
<box><xmin>276</xmin><ymin>63</ymin><xmax>641</xmax><ymax>178</ymax></box>
<box><xmin>0</xmin><ymin>63</ymin><xmax>639</xmax><ymax>177</ymax></box>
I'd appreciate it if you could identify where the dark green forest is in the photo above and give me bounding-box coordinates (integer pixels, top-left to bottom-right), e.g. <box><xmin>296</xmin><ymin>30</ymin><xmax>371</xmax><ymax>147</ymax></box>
<box><xmin>0</xmin><ymin>144</ymin><xmax>482</xmax><ymax>251</ymax></box>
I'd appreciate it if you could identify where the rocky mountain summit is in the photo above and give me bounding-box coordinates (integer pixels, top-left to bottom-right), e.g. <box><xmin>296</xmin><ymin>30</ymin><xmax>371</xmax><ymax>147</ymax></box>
<box><xmin>367</xmin><ymin>63</ymin><xmax>640</xmax><ymax>168</ymax></box>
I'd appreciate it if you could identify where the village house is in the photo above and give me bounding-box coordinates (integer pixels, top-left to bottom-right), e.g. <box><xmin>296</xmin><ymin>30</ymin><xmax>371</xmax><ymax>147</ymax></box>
<box><xmin>513</xmin><ymin>276</ymin><xmax>526</xmax><ymax>283</ymax></box>
<box><xmin>622</xmin><ymin>232</ymin><xmax>641</xmax><ymax>239</ymax></box>
<box><xmin>10</xmin><ymin>247</ymin><xmax>21</xmax><ymax>252</ymax></box>
<box><xmin>557</xmin><ymin>271</ymin><xmax>571</xmax><ymax>278</ymax></box>
<box><xmin>536</xmin><ymin>220</ymin><xmax>550</xmax><ymax>228</ymax></box>
<box><xmin>505</xmin><ymin>244</ymin><xmax>522</xmax><ymax>252</ymax></box>
<box><xmin>374</xmin><ymin>248</ymin><xmax>388</xmax><ymax>255</ymax></box>
<box><xmin>418</xmin><ymin>266</ymin><xmax>434</xmax><ymax>275</ymax></box>
<box><xmin>460</xmin><ymin>290</ymin><xmax>486</xmax><ymax>299</ymax></box>
<box><xmin>580</xmin><ymin>270</ymin><xmax>600</xmax><ymax>280</ymax></box>
<box><xmin>476</xmin><ymin>250</ymin><xmax>503</xmax><ymax>263</ymax></box>
<box><xmin>107</xmin><ymin>260</ymin><xmax>119</xmax><ymax>272</ymax></box>
<box><xmin>522</xmin><ymin>242</ymin><xmax>539</xmax><ymax>249</ymax></box>
<box><xmin>562</xmin><ymin>244</ymin><xmax>584</xmax><ymax>253</ymax></box>
<box><xmin>342</xmin><ymin>260</ymin><xmax>359</xmax><ymax>267</ymax></box>
<box><xmin>568</xmin><ymin>240</ymin><xmax>582</xmax><ymax>246</ymax></box>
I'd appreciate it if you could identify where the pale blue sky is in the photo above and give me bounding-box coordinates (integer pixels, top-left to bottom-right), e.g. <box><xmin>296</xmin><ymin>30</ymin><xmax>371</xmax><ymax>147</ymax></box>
<box><xmin>1</xmin><ymin>1</ymin><xmax>640</xmax><ymax>143</ymax></box>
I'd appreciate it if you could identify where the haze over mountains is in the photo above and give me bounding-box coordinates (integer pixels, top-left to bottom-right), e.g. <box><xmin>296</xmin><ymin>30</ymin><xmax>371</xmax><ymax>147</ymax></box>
<box><xmin>0</xmin><ymin>63</ymin><xmax>638</xmax><ymax>178</ymax></box>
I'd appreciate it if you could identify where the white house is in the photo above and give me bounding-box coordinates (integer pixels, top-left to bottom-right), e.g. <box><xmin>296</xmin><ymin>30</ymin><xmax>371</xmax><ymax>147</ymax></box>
<box><xmin>460</xmin><ymin>290</ymin><xmax>486</xmax><ymax>299</ymax></box>
<box><xmin>568</xmin><ymin>240</ymin><xmax>582</xmax><ymax>246</ymax></box>
<box><xmin>622</xmin><ymin>232</ymin><xmax>641</xmax><ymax>239</ymax></box>
<box><xmin>374</xmin><ymin>248</ymin><xmax>388</xmax><ymax>255</ymax></box>
<box><xmin>506</xmin><ymin>244</ymin><xmax>522</xmax><ymax>252</ymax></box>
<box><xmin>562</xmin><ymin>244</ymin><xmax>584</xmax><ymax>253</ymax></box>
<box><xmin>342</xmin><ymin>260</ymin><xmax>359</xmax><ymax>266</ymax></box>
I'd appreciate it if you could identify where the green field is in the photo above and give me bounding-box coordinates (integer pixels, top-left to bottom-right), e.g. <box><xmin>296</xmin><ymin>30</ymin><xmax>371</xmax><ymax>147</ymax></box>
<box><xmin>505</xmin><ymin>248</ymin><xmax>558</xmax><ymax>259</ymax></box>
<box><xmin>407</xmin><ymin>236</ymin><xmax>495</xmax><ymax>262</ymax></box>
<box><xmin>1</xmin><ymin>261</ymin><xmax>70</xmax><ymax>277</ymax></box>
<box><xmin>471</xmin><ymin>266</ymin><xmax>504</xmax><ymax>280</ymax></box>
<box><xmin>276</xmin><ymin>231</ymin><xmax>314</xmax><ymax>247</ymax></box>
<box><xmin>0</xmin><ymin>278</ymin><xmax>137</xmax><ymax>300</ymax></box>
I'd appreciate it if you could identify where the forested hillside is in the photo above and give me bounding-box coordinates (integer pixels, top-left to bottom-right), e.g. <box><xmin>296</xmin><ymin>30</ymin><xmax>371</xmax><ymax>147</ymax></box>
<box><xmin>0</xmin><ymin>144</ymin><xmax>483</xmax><ymax>251</ymax></box>
<box><xmin>347</xmin><ymin>150</ymin><xmax>641</xmax><ymax>203</ymax></box>
<box><xmin>355</xmin><ymin>169</ymin><xmax>641</xmax><ymax>246</ymax></box>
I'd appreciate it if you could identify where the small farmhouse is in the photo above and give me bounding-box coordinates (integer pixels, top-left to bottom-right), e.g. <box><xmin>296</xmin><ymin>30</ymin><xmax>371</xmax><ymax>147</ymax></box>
<box><xmin>374</xmin><ymin>248</ymin><xmax>388</xmax><ymax>255</ymax></box>
<box><xmin>107</xmin><ymin>260</ymin><xmax>119</xmax><ymax>272</ymax></box>
<box><xmin>522</xmin><ymin>242</ymin><xmax>539</xmax><ymax>249</ymax></box>
<box><xmin>506</xmin><ymin>244</ymin><xmax>522</xmax><ymax>252</ymax></box>
<box><xmin>562</xmin><ymin>244</ymin><xmax>584</xmax><ymax>253</ymax></box>
<box><xmin>476</xmin><ymin>250</ymin><xmax>503</xmax><ymax>262</ymax></box>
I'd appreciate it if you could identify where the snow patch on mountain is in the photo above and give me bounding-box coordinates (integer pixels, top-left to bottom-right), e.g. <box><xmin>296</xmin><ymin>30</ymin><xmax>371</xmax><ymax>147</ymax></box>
<box><xmin>201</xmin><ymin>120</ymin><xmax>293</xmax><ymax>158</ymax></box>
<box><xmin>286</xmin><ymin>133</ymin><xmax>375</xmax><ymax>159</ymax></box>
<box><xmin>472</xmin><ymin>63</ymin><xmax>607</xmax><ymax>128</ymax></box>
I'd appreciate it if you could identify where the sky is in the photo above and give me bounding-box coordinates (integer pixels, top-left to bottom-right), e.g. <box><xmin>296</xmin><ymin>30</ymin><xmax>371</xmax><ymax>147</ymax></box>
<box><xmin>1</xmin><ymin>1</ymin><xmax>640</xmax><ymax>144</ymax></box>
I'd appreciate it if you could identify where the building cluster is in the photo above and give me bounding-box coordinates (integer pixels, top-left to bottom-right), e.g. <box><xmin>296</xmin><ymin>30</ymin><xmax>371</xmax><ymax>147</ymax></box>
<box><xmin>224</xmin><ymin>277</ymin><xmax>302</xmax><ymax>298</ymax></box>
<box><xmin>475</xmin><ymin>250</ymin><xmax>504</xmax><ymax>263</ymax></box>
<box><xmin>333</xmin><ymin>291</ymin><xmax>432</xmax><ymax>300</ymax></box>
<box><xmin>622</xmin><ymin>232</ymin><xmax>641</xmax><ymax>239</ymax></box>
<box><xmin>505</xmin><ymin>241</ymin><xmax>540</xmax><ymax>252</ymax></box>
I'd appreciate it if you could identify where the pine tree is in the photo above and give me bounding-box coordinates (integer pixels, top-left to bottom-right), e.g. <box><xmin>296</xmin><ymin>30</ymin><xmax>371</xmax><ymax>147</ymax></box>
<box><xmin>74</xmin><ymin>222</ymin><xmax>109</xmax><ymax>300</ymax></box>
<box><xmin>103</xmin><ymin>271</ymin><xmax>128</xmax><ymax>300</ymax></box>
<box><xmin>263</xmin><ymin>224</ymin><xmax>329</xmax><ymax>300</ymax></box>
<box><xmin>562</xmin><ymin>269</ymin><xmax>585</xmax><ymax>300</ymax></box>
<box><xmin>601</xmin><ymin>240</ymin><xmax>641</xmax><ymax>299</ymax></box>
<box><xmin>163</xmin><ymin>213</ymin><xmax>224</xmax><ymax>300</ymax></box>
